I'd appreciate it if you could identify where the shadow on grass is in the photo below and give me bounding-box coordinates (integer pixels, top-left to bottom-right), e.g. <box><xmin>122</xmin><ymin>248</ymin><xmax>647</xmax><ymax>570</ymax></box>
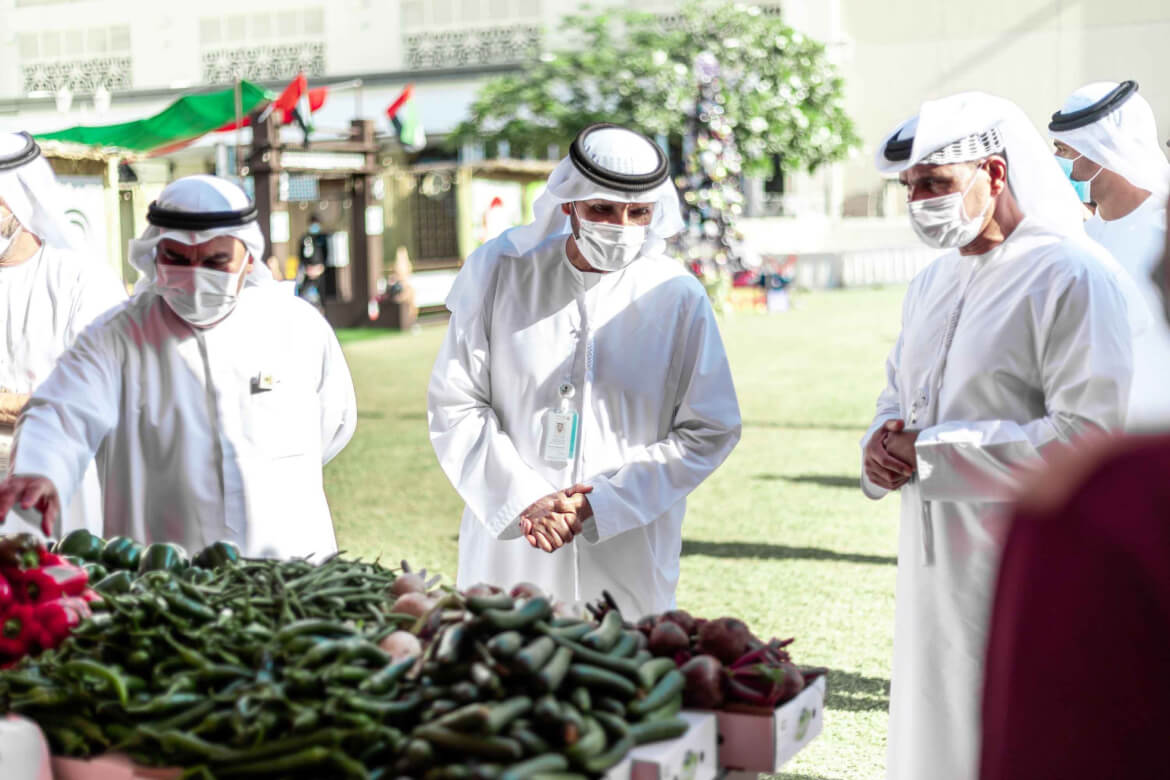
<box><xmin>682</xmin><ymin>540</ymin><xmax>896</xmax><ymax>566</ymax></box>
<box><xmin>357</xmin><ymin>410</ymin><xmax>386</xmax><ymax>420</ymax></box>
<box><xmin>744</xmin><ymin>420</ymin><xmax>866</xmax><ymax>432</ymax></box>
<box><xmin>774</xmin><ymin>775</ymin><xmax>840</xmax><ymax>780</ymax></box>
<box><xmin>825</xmin><ymin>669</ymin><xmax>891</xmax><ymax>713</ymax></box>
<box><xmin>755</xmin><ymin>473</ymin><xmax>858</xmax><ymax>489</ymax></box>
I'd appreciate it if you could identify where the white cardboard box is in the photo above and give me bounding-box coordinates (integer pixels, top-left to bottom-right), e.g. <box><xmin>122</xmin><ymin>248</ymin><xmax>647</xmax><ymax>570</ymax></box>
<box><xmin>604</xmin><ymin>757</ymin><xmax>632</xmax><ymax>780</ymax></box>
<box><xmin>629</xmin><ymin>711</ymin><xmax>719</xmax><ymax>780</ymax></box>
<box><xmin>714</xmin><ymin>674</ymin><xmax>827</xmax><ymax>774</ymax></box>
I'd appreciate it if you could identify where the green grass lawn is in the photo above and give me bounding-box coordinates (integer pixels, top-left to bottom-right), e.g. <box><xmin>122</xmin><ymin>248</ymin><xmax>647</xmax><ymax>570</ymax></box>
<box><xmin>328</xmin><ymin>285</ymin><xmax>907</xmax><ymax>780</ymax></box>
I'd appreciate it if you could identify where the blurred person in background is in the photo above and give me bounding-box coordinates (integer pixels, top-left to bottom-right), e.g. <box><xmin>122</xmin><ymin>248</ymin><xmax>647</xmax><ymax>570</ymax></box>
<box><xmin>980</xmin><ymin>187</ymin><xmax>1170</xmax><ymax>780</ymax></box>
<box><xmin>861</xmin><ymin>92</ymin><xmax>1133</xmax><ymax>780</ymax></box>
<box><xmin>0</xmin><ymin>132</ymin><xmax>126</xmax><ymax>536</ymax></box>
<box><xmin>1051</xmin><ymin>80</ymin><xmax>1170</xmax><ymax>430</ymax></box>
<box><xmin>297</xmin><ymin>214</ymin><xmax>328</xmax><ymax>310</ymax></box>
<box><xmin>428</xmin><ymin>123</ymin><xmax>741</xmax><ymax>619</ymax></box>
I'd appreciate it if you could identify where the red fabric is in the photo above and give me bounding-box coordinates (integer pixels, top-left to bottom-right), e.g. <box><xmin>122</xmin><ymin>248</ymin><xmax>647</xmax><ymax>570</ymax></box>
<box><xmin>386</xmin><ymin>84</ymin><xmax>414</xmax><ymax>119</ymax></box>
<box><xmin>213</xmin><ymin>73</ymin><xmax>323</xmax><ymax>132</ymax></box>
<box><xmin>980</xmin><ymin>434</ymin><xmax>1170</xmax><ymax>779</ymax></box>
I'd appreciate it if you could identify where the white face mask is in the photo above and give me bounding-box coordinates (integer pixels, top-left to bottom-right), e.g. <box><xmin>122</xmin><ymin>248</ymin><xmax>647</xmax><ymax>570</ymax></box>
<box><xmin>907</xmin><ymin>164</ymin><xmax>991</xmax><ymax>249</ymax></box>
<box><xmin>571</xmin><ymin>204</ymin><xmax>647</xmax><ymax>272</ymax></box>
<box><xmin>155</xmin><ymin>260</ymin><xmax>249</xmax><ymax>327</ymax></box>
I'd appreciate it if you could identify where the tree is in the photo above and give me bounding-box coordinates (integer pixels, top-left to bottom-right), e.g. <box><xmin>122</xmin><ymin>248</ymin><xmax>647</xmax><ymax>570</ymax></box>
<box><xmin>450</xmin><ymin>0</ymin><xmax>859</xmax><ymax>272</ymax></box>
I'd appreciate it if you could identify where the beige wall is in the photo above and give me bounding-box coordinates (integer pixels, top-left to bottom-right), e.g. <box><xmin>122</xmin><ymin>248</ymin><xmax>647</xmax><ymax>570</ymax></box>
<box><xmin>835</xmin><ymin>0</ymin><xmax>1170</xmax><ymax>212</ymax></box>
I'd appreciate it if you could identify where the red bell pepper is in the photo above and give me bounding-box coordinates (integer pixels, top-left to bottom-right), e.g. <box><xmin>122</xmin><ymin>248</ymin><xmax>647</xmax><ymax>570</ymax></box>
<box><xmin>0</xmin><ymin>534</ymin><xmax>47</xmax><ymax>572</ymax></box>
<box><xmin>0</xmin><ymin>603</ymin><xmax>38</xmax><ymax>656</ymax></box>
<box><xmin>21</xmin><ymin>564</ymin><xmax>89</xmax><ymax>603</ymax></box>
<box><xmin>34</xmin><ymin>599</ymin><xmax>87</xmax><ymax>648</ymax></box>
<box><xmin>0</xmin><ymin>576</ymin><xmax>13</xmax><ymax>612</ymax></box>
<box><xmin>37</xmin><ymin>551</ymin><xmax>68</xmax><ymax>567</ymax></box>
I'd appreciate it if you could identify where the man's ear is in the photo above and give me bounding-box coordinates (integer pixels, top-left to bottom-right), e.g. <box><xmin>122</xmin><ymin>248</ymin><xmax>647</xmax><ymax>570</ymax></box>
<box><xmin>987</xmin><ymin>156</ymin><xmax>1009</xmax><ymax>196</ymax></box>
<box><xmin>561</xmin><ymin>203</ymin><xmax>571</xmax><ymax>215</ymax></box>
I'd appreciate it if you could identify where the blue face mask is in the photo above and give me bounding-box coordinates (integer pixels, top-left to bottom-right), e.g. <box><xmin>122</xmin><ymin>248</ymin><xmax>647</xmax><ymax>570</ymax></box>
<box><xmin>1055</xmin><ymin>156</ymin><xmax>1092</xmax><ymax>203</ymax></box>
<box><xmin>309</xmin><ymin>223</ymin><xmax>321</xmax><ymax>235</ymax></box>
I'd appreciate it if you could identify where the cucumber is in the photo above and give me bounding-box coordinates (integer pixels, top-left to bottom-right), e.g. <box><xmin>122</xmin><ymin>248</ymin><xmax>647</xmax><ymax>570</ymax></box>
<box><xmin>581</xmin><ymin>734</ymin><xmax>635</xmax><ymax>773</ymax></box>
<box><xmin>435</xmin><ymin>622</ymin><xmax>471</xmax><ymax>665</ymax></box>
<box><xmin>630</xmin><ymin>716</ymin><xmax>689</xmax><ymax>745</ymax></box>
<box><xmin>640</xmin><ymin>693</ymin><xmax>683</xmax><ymax>722</ymax></box>
<box><xmin>484</xmin><ymin>696</ymin><xmax>533</xmax><ymax>735</ymax></box>
<box><xmin>580</xmin><ymin>611</ymin><xmax>622</xmax><ymax>652</ymax></box>
<box><xmin>564</xmin><ymin>716</ymin><xmax>606</xmax><ymax>763</ymax></box>
<box><xmin>534</xmin><ymin>646</ymin><xmax>573</xmax><ymax>694</ymax></box>
<box><xmin>532</xmin><ymin>694</ymin><xmax>562</xmax><ymax>723</ymax></box>
<box><xmin>636</xmin><ymin>657</ymin><xmax>678</xmax><ymax>691</ymax></box>
<box><xmin>569</xmin><ymin>686</ymin><xmax>591</xmax><ymax>713</ymax></box>
<box><xmin>480</xmin><ymin>598</ymin><xmax>552</xmax><ymax>631</ymax></box>
<box><xmin>467</xmin><ymin>593</ymin><xmax>515</xmax><ymax>612</ymax></box>
<box><xmin>486</xmin><ymin>631</ymin><xmax>525</xmax><ymax>660</ymax></box>
<box><xmin>594</xmin><ymin>696</ymin><xmax>627</xmax><ymax>717</ymax></box>
<box><xmin>591</xmin><ymin>710</ymin><xmax>632</xmax><ymax>740</ymax></box>
<box><xmin>513</xmin><ymin>637</ymin><xmax>557</xmax><ymax>676</ymax></box>
<box><xmin>610</xmin><ymin>631</ymin><xmax>638</xmax><ymax>658</ymax></box>
<box><xmin>509</xmin><ymin>725</ymin><xmax>552</xmax><ymax>755</ymax></box>
<box><xmin>628</xmin><ymin>669</ymin><xmax>686</xmax><ymax>717</ymax></box>
<box><xmin>499</xmin><ymin>754</ymin><xmax>569</xmax><ymax>780</ymax></box>
<box><xmin>536</xmin><ymin>625</ymin><xmax>641</xmax><ymax>680</ymax></box>
<box><xmin>545</xmin><ymin>622</ymin><xmax>592</xmax><ymax>642</ymax></box>
<box><xmin>413</xmin><ymin>726</ymin><xmax>524</xmax><ymax>761</ymax></box>
<box><xmin>566</xmin><ymin>664</ymin><xmax>638</xmax><ymax>699</ymax></box>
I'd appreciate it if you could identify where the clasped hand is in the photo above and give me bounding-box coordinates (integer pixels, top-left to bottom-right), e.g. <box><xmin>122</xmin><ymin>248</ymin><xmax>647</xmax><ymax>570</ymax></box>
<box><xmin>864</xmin><ymin>419</ymin><xmax>919</xmax><ymax>491</ymax></box>
<box><xmin>519</xmin><ymin>484</ymin><xmax>593</xmax><ymax>553</ymax></box>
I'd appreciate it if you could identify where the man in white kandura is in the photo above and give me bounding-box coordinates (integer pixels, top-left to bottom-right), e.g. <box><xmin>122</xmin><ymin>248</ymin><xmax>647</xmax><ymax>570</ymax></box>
<box><xmin>1051</xmin><ymin>80</ymin><xmax>1170</xmax><ymax>430</ymax></box>
<box><xmin>0</xmin><ymin>132</ymin><xmax>126</xmax><ymax>536</ymax></box>
<box><xmin>861</xmin><ymin>93</ymin><xmax>1133</xmax><ymax>780</ymax></box>
<box><xmin>428</xmin><ymin>123</ymin><xmax>741</xmax><ymax>618</ymax></box>
<box><xmin>0</xmin><ymin>175</ymin><xmax>357</xmax><ymax>557</ymax></box>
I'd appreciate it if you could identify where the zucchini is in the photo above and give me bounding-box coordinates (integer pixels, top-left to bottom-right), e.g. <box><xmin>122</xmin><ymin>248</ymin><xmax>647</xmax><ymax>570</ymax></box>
<box><xmin>566</xmin><ymin>664</ymin><xmax>638</xmax><ymax>699</ymax></box>
<box><xmin>580</xmin><ymin>610</ymin><xmax>622</xmax><ymax>652</ymax></box>
<box><xmin>628</xmin><ymin>669</ymin><xmax>685</xmax><ymax>717</ymax></box>
<box><xmin>630</xmin><ymin>716</ymin><xmax>689</xmax><ymax>745</ymax></box>
<box><xmin>513</xmin><ymin>636</ymin><xmax>556</xmax><ymax>676</ymax></box>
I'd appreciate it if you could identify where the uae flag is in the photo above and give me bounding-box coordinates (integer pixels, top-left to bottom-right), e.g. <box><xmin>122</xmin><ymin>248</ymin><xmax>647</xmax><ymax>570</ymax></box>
<box><xmin>387</xmin><ymin>85</ymin><xmax>426</xmax><ymax>152</ymax></box>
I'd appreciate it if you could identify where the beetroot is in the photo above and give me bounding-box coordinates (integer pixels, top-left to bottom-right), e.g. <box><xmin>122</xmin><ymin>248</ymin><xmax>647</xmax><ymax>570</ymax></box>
<box><xmin>658</xmin><ymin>609</ymin><xmax>697</xmax><ymax>636</ymax></box>
<box><xmin>648</xmin><ymin>621</ymin><xmax>691</xmax><ymax>658</ymax></box>
<box><xmin>774</xmin><ymin>663</ymin><xmax>805</xmax><ymax>702</ymax></box>
<box><xmin>390</xmin><ymin>592</ymin><xmax>435</xmax><ymax>618</ymax></box>
<box><xmin>510</xmin><ymin>582</ymin><xmax>544</xmax><ymax>600</ymax></box>
<box><xmin>681</xmin><ymin>654</ymin><xmax>725</xmax><ymax>709</ymax></box>
<box><xmin>697</xmin><ymin>617</ymin><xmax>753</xmax><ymax>665</ymax></box>
<box><xmin>389</xmin><ymin>572</ymin><xmax>427</xmax><ymax>598</ymax></box>
<box><xmin>463</xmin><ymin>583</ymin><xmax>501</xmax><ymax>598</ymax></box>
<box><xmin>378</xmin><ymin>630</ymin><xmax>422</xmax><ymax>663</ymax></box>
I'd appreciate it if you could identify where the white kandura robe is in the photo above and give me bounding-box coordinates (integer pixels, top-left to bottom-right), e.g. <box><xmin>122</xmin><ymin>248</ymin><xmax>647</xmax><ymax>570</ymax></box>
<box><xmin>10</xmin><ymin>283</ymin><xmax>356</xmax><ymax>558</ymax></box>
<box><xmin>859</xmin><ymin>219</ymin><xmax>1132</xmax><ymax>780</ymax></box>
<box><xmin>0</xmin><ymin>246</ymin><xmax>126</xmax><ymax>535</ymax></box>
<box><xmin>1085</xmin><ymin>195</ymin><xmax>1170</xmax><ymax>431</ymax></box>
<box><xmin>428</xmin><ymin>235</ymin><xmax>741</xmax><ymax>619</ymax></box>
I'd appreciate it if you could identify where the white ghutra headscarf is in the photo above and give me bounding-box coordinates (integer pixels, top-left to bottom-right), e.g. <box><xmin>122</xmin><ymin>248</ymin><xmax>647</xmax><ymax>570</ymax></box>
<box><xmin>0</xmin><ymin>132</ymin><xmax>83</xmax><ymax>251</ymax></box>
<box><xmin>1049</xmin><ymin>81</ymin><xmax>1170</xmax><ymax>200</ymax></box>
<box><xmin>128</xmin><ymin>175</ymin><xmax>271</xmax><ymax>291</ymax></box>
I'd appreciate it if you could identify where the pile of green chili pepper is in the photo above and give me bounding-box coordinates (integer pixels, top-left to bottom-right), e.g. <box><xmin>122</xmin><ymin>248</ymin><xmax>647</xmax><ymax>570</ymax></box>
<box><xmin>0</xmin><ymin>552</ymin><xmax>415</xmax><ymax>778</ymax></box>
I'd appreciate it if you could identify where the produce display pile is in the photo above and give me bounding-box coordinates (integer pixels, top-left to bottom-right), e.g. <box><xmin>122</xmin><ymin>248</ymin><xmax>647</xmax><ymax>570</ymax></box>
<box><xmin>0</xmin><ymin>532</ymin><xmax>821</xmax><ymax>778</ymax></box>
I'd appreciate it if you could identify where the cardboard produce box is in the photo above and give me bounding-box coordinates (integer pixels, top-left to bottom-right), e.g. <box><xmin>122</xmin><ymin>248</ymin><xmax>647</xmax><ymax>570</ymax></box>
<box><xmin>629</xmin><ymin>711</ymin><xmax>718</xmax><ymax>780</ymax></box>
<box><xmin>715</xmin><ymin>674</ymin><xmax>826</xmax><ymax>774</ymax></box>
<box><xmin>603</xmin><ymin>757</ymin><xmax>633</xmax><ymax>780</ymax></box>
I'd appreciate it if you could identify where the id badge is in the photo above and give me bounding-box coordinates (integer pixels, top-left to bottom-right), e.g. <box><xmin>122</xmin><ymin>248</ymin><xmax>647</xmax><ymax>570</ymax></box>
<box><xmin>543</xmin><ymin>409</ymin><xmax>579</xmax><ymax>462</ymax></box>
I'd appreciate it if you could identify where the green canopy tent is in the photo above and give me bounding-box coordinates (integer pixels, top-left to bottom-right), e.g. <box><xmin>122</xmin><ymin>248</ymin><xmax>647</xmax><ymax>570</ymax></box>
<box><xmin>35</xmin><ymin>81</ymin><xmax>271</xmax><ymax>154</ymax></box>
